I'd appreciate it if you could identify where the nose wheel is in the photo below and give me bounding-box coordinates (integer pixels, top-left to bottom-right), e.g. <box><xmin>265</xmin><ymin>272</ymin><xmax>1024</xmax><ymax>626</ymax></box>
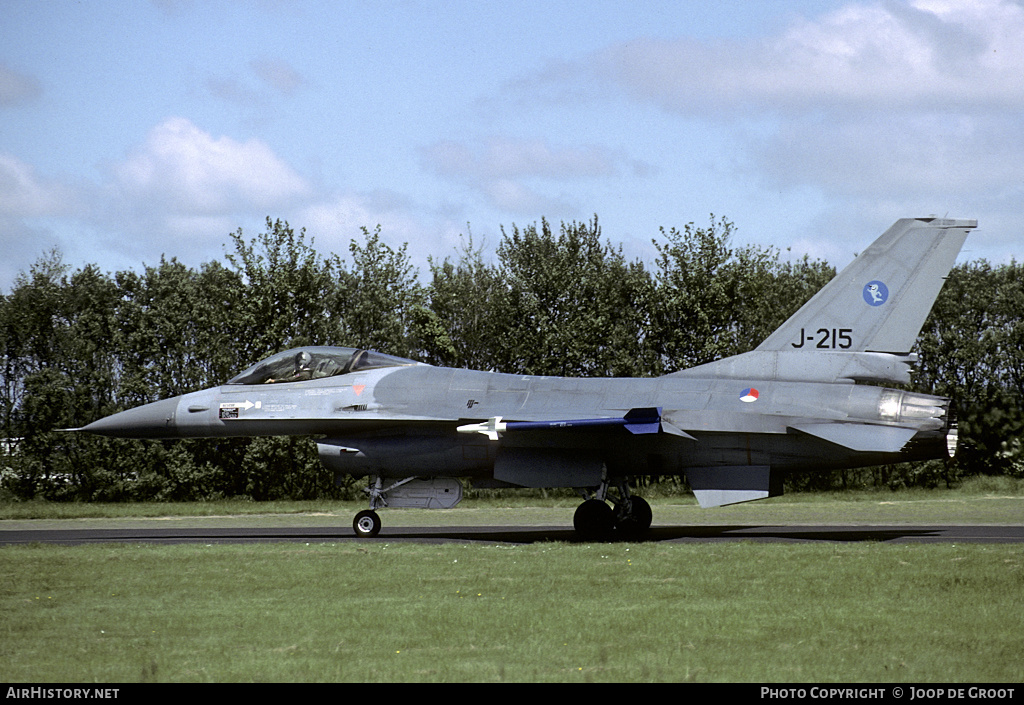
<box><xmin>353</xmin><ymin>509</ymin><xmax>382</xmax><ymax>538</ymax></box>
<box><xmin>352</xmin><ymin>475</ymin><xmax>389</xmax><ymax>538</ymax></box>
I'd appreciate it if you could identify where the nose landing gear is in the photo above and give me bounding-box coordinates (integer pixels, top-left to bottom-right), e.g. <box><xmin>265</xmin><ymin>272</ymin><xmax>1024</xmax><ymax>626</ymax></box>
<box><xmin>351</xmin><ymin>475</ymin><xmax>465</xmax><ymax>537</ymax></box>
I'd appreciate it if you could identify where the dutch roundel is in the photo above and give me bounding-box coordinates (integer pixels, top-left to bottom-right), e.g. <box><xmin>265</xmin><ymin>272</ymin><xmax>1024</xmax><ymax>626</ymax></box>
<box><xmin>740</xmin><ymin>387</ymin><xmax>759</xmax><ymax>403</ymax></box>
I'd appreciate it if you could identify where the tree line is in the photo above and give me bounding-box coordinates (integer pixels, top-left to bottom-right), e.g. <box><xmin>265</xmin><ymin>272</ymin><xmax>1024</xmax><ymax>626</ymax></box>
<box><xmin>1</xmin><ymin>216</ymin><xmax>1021</xmax><ymax>501</ymax></box>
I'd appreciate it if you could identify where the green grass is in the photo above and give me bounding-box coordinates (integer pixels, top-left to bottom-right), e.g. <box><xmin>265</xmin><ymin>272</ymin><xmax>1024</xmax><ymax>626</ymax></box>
<box><xmin>2</xmin><ymin>476</ymin><xmax>1023</xmax><ymax>526</ymax></box>
<box><xmin>1</xmin><ymin>541</ymin><xmax>1022</xmax><ymax>682</ymax></box>
<box><xmin>2</xmin><ymin>483</ymin><xmax>1023</xmax><ymax>682</ymax></box>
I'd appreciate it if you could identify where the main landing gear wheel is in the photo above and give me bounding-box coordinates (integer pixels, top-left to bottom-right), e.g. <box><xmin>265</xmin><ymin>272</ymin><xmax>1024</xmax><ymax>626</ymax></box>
<box><xmin>353</xmin><ymin>509</ymin><xmax>381</xmax><ymax>538</ymax></box>
<box><xmin>615</xmin><ymin>496</ymin><xmax>653</xmax><ymax>538</ymax></box>
<box><xmin>573</xmin><ymin>478</ymin><xmax>653</xmax><ymax>541</ymax></box>
<box><xmin>574</xmin><ymin>499</ymin><xmax>615</xmax><ymax>540</ymax></box>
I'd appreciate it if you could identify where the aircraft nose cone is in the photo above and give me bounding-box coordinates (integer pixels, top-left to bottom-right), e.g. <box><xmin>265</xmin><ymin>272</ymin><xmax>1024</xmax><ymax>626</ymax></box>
<box><xmin>81</xmin><ymin>397</ymin><xmax>181</xmax><ymax>438</ymax></box>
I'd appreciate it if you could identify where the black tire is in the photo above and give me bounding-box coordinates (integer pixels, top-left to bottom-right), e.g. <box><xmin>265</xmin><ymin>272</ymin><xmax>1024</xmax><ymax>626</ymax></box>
<box><xmin>353</xmin><ymin>509</ymin><xmax>381</xmax><ymax>538</ymax></box>
<box><xmin>574</xmin><ymin>499</ymin><xmax>614</xmax><ymax>540</ymax></box>
<box><xmin>616</xmin><ymin>496</ymin><xmax>653</xmax><ymax>538</ymax></box>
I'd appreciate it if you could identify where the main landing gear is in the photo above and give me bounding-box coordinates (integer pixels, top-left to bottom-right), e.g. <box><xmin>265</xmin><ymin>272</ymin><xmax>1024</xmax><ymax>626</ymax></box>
<box><xmin>573</xmin><ymin>479</ymin><xmax>652</xmax><ymax>541</ymax></box>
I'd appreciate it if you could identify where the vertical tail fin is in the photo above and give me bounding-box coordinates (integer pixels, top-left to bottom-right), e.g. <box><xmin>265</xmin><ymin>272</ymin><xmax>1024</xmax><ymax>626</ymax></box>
<box><xmin>755</xmin><ymin>217</ymin><xmax>975</xmax><ymax>355</ymax></box>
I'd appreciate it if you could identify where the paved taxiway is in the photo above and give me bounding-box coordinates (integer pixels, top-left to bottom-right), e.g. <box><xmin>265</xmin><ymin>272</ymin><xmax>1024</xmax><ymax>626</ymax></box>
<box><xmin>2</xmin><ymin>524</ymin><xmax>1022</xmax><ymax>546</ymax></box>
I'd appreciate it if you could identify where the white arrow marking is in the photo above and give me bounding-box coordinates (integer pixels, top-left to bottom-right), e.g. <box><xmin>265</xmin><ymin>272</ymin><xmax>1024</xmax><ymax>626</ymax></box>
<box><xmin>219</xmin><ymin>400</ymin><xmax>262</xmax><ymax>411</ymax></box>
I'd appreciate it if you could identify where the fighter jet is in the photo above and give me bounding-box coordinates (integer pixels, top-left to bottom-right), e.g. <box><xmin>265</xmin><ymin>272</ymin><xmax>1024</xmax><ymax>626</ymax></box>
<box><xmin>78</xmin><ymin>217</ymin><xmax>974</xmax><ymax>539</ymax></box>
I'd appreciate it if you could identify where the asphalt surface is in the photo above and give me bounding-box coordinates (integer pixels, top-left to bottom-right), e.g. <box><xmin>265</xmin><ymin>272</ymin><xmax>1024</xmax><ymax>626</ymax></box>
<box><xmin>3</xmin><ymin>523</ymin><xmax>1023</xmax><ymax>546</ymax></box>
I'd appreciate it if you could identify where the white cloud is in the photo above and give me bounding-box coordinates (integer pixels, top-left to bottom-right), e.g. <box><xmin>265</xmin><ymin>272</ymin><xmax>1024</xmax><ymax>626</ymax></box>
<box><xmin>298</xmin><ymin>191</ymin><xmax>467</xmax><ymax>273</ymax></box>
<box><xmin>0</xmin><ymin>154</ymin><xmax>85</xmax><ymax>287</ymax></box>
<box><xmin>208</xmin><ymin>58</ymin><xmax>307</xmax><ymax>106</ymax></box>
<box><xmin>0</xmin><ymin>154</ymin><xmax>74</xmax><ymax>217</ymax></box>
<box><xmin>425</xmin><ymin>138</ymin><xmax>619</xmax><ymax>181</ymax></box>
<box><xmin>113</xmin><ymin>117</ymin><xmax>310</xmax><ymax>215</ymax></box>
<box><xmin>250</xmin><ymin>58</ymin><xmax>306</xmax><ymax>96</ymax></box>
<box><xmin>748</xmin><ymin>112</ymin><xmax>1024</xmax><ymax>199</ymax></box>
<box><xmin>570</xmin><ymin>0</ymin><xmax>1024</xmax><ymax>265</ymax></box>
<box><xmin>300</xmin><ymin>193</ymin><xmax>380</xmax><ymax>244</ymax></box>
<box><xmin>1</xmin><ymin>116</ymin><xmax>466</xmax><ymax>289</ymax></box>
<box><xmin>598</xmin><ymin>0</ymin><xmax>1024</xmax><ymax>113</ymax></box>
<box><xmin>0</xmin><ymin>63</ymin><xmax>41</xmax><ymax>107</ymax></box>
<box><xmin>479</xmin><ymin>179</ymin><xmax>577</xmax><ymax>216</ymax></box>
<box><xmin>422</xmin><ymin>137</ymin><xmax>646</xmax><ymax>215</ymax></box>
<box><xmin>22</xmin><ymin>118</ymin><xmax>321</xmax><ymax>275</ymax></box>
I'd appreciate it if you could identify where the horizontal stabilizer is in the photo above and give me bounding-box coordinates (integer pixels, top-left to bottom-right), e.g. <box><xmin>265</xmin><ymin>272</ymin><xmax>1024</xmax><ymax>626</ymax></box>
<box><xmin>790</xmin><ymin>423</ymin><xmax>917</xmax><ymax>453</ymax></box>
<box><xmin>687</xmin><ymin>466</ymin><xmax>781</xmax><ymax>508</ymax></box>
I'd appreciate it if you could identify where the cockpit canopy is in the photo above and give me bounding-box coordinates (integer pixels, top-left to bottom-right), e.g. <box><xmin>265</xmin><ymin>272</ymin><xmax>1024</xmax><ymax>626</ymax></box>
<box><xmin>227</xmin><ymin>346</ymin><xmax>417</xmax><ymax>385</ymax></box>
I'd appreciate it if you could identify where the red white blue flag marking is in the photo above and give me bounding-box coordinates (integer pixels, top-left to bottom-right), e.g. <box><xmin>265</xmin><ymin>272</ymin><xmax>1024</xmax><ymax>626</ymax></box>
<box><xmin>740</xmin><ymin>387</ymin><xmax>759</xmax><ymax>403</ymax></box>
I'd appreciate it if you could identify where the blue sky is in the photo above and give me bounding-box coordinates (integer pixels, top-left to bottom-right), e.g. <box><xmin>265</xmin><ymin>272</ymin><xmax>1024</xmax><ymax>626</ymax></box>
<box><xmin>2</xmin><ymin>0</ymin><xmax>1022</xmax><ymax>290</ymax></box>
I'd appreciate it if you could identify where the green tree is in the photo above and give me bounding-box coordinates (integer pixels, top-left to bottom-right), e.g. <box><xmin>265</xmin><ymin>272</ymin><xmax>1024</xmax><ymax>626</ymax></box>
<box><xmin>729</xmin><ymin>247</ymin><xmax>835</xmax><ymax>351</ymax></box>
<box><xmin>651</xmin><ymin>215</ymin><xmax>741</xmax><ymax>371</ymax></box>
<box><xmin>332</xmin><ymin>225</ymin><xmax>424</xmax><ymax>356</ymax></box>
<box><xmin>237</xmin><ymin>436</ymin><xmax>338</xmax><ymax>501</ymax></box>
<box><xmin>419</xmin><ymin>233</ymin><xmax>505</xmax><ymax>369</ymax></box>
<box><xmin>4</xmin><ymin>260</ymin><xmax>126</xmax><ymax>499</ymax></box>
<box><xmin>115</xmin><ymin>258</ymin><xmax>239</xmax><ymax>404</ymax></box>
<box><xmin>226</xmin><ymin>218</ymin><xmax>339</xmax><ymax>360</ymax></box>
<box><xmin>494</xmin><ymin>216</ymin><xmax>656</xmax><ymax>377</ymax></box>
<box><xmin>651</xmin><ymin>216</ymin><xmax>835</xmax><ymax>372</ymax></box>
<box><xmin>917</xmin><ymin>261</ymin><xmax>1024</xmax><ymax>476</ymax></box>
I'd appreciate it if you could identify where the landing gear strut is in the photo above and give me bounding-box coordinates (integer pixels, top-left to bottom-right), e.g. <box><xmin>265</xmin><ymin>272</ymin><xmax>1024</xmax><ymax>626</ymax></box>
<box><xmin>573</xmin><ymin>478</ymin><xmax>652</xmax><ymax>540</ymax></box>
<box><xmin>352</xmin><ymin>475</ymin><xmax>392</xmax><ymax>538</ymax></box>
